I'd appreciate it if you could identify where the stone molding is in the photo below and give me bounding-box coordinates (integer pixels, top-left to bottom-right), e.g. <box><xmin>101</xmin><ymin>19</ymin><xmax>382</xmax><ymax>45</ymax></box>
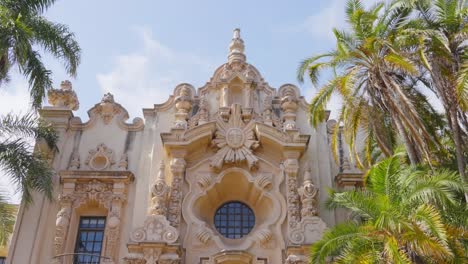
<box><xmin>182</xmin><ymin>166</ymin><xmax>286</xmax><ymax>252</ymax></box>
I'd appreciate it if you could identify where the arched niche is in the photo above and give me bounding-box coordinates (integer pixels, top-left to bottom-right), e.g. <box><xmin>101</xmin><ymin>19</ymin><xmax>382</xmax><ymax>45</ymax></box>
<box><xmin>183</xmin><ymin>166</ymin><xmax>285</xmax><ymax>251</ymax></box>
<box><xmin>228</xmin><ymin>76</ymin><xmax>244</xmax><ymax>106</ymax></box>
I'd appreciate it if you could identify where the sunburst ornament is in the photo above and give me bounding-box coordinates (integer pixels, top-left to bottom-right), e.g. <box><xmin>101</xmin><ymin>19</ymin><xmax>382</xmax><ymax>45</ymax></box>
<box><xmin>211</xmin><ymin>104</ymin><xmax>259</xmax><ymax>170</ymax></box>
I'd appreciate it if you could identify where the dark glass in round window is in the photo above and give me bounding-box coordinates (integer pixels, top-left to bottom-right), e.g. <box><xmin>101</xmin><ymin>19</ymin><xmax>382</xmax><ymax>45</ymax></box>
<box><xmin>214</xmin><ymin>201</ymin><xmax>255</xmax><ymax>239</ymax></box>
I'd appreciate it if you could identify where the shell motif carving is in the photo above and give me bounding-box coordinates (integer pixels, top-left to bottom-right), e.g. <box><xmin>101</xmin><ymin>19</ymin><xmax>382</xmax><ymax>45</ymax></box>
<box><xmin>197</xmin><ymin>174</ymin><xmax>212</xmax><ymax>190</ymax></box>
<box><xmin>254</xmin><ymin>173</ymin><xmax>273</xmax><ymax>191</ymax></box>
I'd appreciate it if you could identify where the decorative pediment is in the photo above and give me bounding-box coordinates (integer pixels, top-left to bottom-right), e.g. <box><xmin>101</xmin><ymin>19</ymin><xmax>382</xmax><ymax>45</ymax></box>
<box><xmin>70</xmin><ymin>92</ymin><xmax>144</xmax><ymax>131</ymax></box>
<box><xmin>130</xmin><ymin>215</ymin><xmax>179</xmax><ymax>244</ymax></box>
<box><xmin>210</xmin><ymin>104</ymin><xmax>259</xmax><ymax>170</ymax></box>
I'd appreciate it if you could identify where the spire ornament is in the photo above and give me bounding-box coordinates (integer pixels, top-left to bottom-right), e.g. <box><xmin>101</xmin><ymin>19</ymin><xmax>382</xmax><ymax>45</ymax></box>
<box><xmin>228</xmin><ymin>28</ymin><xmax>246</xmax><ymax>69</ymax></box>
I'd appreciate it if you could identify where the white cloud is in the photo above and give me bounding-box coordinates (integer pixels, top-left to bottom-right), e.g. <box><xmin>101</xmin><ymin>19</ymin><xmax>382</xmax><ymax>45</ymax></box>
<box><xmin>97</xmin><ymin>27</ymin><xmax>215</xmax><ymax>118</ymax></box>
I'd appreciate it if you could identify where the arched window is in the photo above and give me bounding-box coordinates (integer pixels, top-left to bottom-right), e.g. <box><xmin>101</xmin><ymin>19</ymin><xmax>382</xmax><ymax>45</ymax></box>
<box><xmin>214</xmin><ymin>201</ymin><xmax>255</xmax><ymax>239</ymax></box>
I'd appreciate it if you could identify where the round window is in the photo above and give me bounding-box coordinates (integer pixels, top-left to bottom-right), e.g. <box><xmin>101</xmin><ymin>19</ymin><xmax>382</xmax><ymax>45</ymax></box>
<box><xmin>214</xmin><ymin>201</ymin><xmax>255</xmax><ymax>239</ymax></box>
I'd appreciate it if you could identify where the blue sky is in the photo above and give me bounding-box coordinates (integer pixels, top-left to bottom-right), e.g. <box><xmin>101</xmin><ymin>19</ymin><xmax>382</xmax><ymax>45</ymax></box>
<box><xmin>0</xmin><ymin>0</ymin><xmax>385</xmax><ymax>202</ymax></box>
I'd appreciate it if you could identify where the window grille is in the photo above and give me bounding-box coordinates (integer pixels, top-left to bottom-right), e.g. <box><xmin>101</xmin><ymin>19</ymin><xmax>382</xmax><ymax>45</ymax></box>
<box><xmin>214</xmin><ymin>201</ymin><xmax>255</xmax><ymax>239</ymax></box>
<box><xmin>74</xmin><ymin>217</ymin><xmax>106</xmax><ymax>264</ymax></box>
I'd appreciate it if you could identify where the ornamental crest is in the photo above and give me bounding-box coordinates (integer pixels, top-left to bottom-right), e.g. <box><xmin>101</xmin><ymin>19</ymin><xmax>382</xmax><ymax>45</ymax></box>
<box><xmin>211</xmin><ymin>104</ymin><xmax>259</xmax><ymax>170</ymax></box>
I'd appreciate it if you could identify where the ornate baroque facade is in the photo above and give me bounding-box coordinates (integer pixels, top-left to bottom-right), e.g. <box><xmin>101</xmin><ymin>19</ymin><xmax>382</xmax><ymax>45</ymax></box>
<box><xmin>8</xmin><ymin>29</ymin><xmax>361</xmax><ymax>264</ymax></box>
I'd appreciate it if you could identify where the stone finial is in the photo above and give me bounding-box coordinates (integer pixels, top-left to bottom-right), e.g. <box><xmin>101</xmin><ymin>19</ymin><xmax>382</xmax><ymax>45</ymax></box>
<box><xmin>228</xmin><ymin>28</ymin><xmax>246</xmax><ymax>65</ymax></box>
<box><xmin>47</xmin><ymin>80</ymin><xmax>79</xmax><ymax>110</ymax></box>
<box><xmin>97</xmin><ymin>93</ymin><xmax>120</xmax><ymax>124</ymax></box>
<box><xmin>281</xmin><ymin>87</ymin><xmax>298</xmax><ymax>131</ymax></box>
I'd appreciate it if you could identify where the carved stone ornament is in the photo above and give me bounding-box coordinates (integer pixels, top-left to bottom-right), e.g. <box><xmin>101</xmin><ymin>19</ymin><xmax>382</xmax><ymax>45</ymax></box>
<box><xmin>299</xmin><ymin>166</ymin><xmax>319</xmax><ymax>217</ymax></box>
<box><xmin>280</xmin><ymin>86</ymin><xmax>299</xmax><ymax>131</ymax></box>
<box><xmin>289</xmin><ymin>216</ymin><xmax>327</xmax><ymax>245</ymax></box>
<box><xmin>68</xmin><ymin>151</ymin><xmax>80</xmax><ymax>170</ymax></box>
<box><xmin>285</xmin><ymin>254</ymin><xmax>308</xmax><ymax>264</ymax></box>
<box><xmin>189</xmin><ymin>97</ymin><xmax>210</xmax><ymax>128</ymax></box>
<box><xmin>96</xmin><ymin>93</ymin><xmax>121</xmax><ymax>124</ymax></box>
<box><xmin>150</xmin><ymin>161</ymin><xmax>169</xmax><ymax>216</ymax></box>
<box><xmin>118</xmin><ymin>153</ymin><xmax>128</xmax><ymax>170</ymax></box>
<box><xmin>211</xmin><ymin>104</ymin><xmax>259</xmax><ymax>170</ymax></box>
<box><xmin>173</xmin><ymin>84</ymin><xmax>193</xmax><ymax>129</ymax></box>
<box><xmin>122</xmin><ymin>253</ymin><xmax>145</xmax><ymax>264</ymax></box>
<box><xmin>47</xmin><ymin>80</ymin><xmax>79</xmax><ymax>110</ymax></box>
<box><xmin>283</xmin><ymin>159</ymin><xmax>301</xmax><ymax>229</ymax></box>
<box><xmin>130</xmin><ymin>215</ymin><xmax>179</xmax><ymax>244</ymax></box>
<box><xmin>85</xmin><ymin>143</ymin><xmax>115</xmax><ymax>170</ymax></box>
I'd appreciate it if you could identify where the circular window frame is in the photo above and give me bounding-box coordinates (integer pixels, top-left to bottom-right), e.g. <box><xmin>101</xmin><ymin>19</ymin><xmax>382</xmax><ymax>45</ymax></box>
<box><xmin>213</xmin><ymin>201</ymin><xmax>256</xmax><ymax>239</ymax></box>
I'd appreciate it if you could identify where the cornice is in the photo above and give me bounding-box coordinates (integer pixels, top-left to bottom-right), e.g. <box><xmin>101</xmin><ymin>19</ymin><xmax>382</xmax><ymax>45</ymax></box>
<box><xmin>59</xmin><ymin>170</ymin><xmax>135</xmax><ymax>183</ymax></box>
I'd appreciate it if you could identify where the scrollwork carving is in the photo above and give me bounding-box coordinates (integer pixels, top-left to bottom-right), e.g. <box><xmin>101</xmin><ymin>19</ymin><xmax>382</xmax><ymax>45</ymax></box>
<box><xmin>130</xmin><ymin>215</ymin><xmax>179</xmax><ymax>244</ymax></box>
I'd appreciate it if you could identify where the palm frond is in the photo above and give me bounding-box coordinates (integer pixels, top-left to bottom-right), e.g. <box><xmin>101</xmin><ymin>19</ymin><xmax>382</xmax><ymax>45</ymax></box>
<box><xmin>0</xmin><ymin>191</ymin><xmax>15</xmax><ymax>246</ymax></box>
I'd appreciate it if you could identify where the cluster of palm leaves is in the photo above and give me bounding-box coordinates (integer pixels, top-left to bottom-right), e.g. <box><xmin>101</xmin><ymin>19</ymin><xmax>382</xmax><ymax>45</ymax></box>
<box><xmin>312</xmin><ymin>151</ymin><xmax>467</xmax><ymax>263</ymax></box>
<box><xmin>0</xmin><ymin>0</ymin><xmax>80</xmax><ymax>245</ymax></box>
<box><xmin>298</xmin><ymin>0</ymin><xmax>467</xmax><ymax>176</ymax></box>
<box><xmin>298</xmin><ymin>0</ymin><xmax>467</xmax><ymax>263</ymax></box>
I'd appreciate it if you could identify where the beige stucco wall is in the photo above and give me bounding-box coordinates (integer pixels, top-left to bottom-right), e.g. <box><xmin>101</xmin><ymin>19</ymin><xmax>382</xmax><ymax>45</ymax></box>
<box><xmin>7</xmin><ymin>29</ymin><xmax>361</xmax><ymax>264</ymax></box>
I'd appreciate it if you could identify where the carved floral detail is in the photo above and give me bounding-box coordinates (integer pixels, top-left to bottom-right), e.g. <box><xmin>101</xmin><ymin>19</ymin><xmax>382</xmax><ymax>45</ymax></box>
<box><xmin>85</xmin><ymin>143</ymin><xmax>115</xmax><ymax>170</ymax></box>
<box><xmin>130</xmin><ymin>215</ymin><xmax>179</xmax><ymax>244</ymax></box>
<box><xmin>211</xmin><ymin>104</ymin><xmax>259</xmax><ymax>170</ymax></box>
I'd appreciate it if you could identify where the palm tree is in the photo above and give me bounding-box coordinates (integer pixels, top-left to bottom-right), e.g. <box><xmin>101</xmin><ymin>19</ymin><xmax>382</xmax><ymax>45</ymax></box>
<box><xmin>0</xmin><ymin>0</ymin><xmax>80</xmax><ymax>244</ymax></box>
<box><xmin>311</xmin><ymin>151</ymin><xmax>467</xmax><ymax>263</ymax></box>
<box><xmin>0</xmin><ymin>113</ymin><xmax>57</xmax><ymax>243</ymax></box>
<box><xmin>395</xmin><ymin>0</ymin><xmax>468</xmax><ymax>180</ymax></box>
<box><xmin>298</xmin><ymin>0</ymin><xmax>442</xmax><ymax>166</ymax></box>
<box><xmin>0</xmin><ymin>0</ymin><xmax>81</xmax><ymax>108</ymax></box>
<box><xmin>0</xmin><ymin>113</ymin><xmax>57</xmax><ymax>205</ymax></box>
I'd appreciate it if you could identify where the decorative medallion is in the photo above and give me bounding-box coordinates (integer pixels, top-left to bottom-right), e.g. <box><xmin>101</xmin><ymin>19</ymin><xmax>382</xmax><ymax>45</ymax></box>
<box><xmin>85</xmin><ymin>143</ymin><xmax>115</xmax><ymax>170</ymax></box>
<box><xmin>211</xmin><ymin>104</ymin><xmax>259</xmax><ymax>170</ymax></box>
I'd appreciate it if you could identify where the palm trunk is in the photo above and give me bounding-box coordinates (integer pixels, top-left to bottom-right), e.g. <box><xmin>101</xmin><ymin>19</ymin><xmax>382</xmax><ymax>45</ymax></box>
<box><xmin>450</xmin><ymin>108</ymin><xmax>466</xmax><ymax>180</ymax></box>
<box><xmin>394</xmin><ymin>116</ymin><xmax>420</xmax><ymax>165</ymax></box>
